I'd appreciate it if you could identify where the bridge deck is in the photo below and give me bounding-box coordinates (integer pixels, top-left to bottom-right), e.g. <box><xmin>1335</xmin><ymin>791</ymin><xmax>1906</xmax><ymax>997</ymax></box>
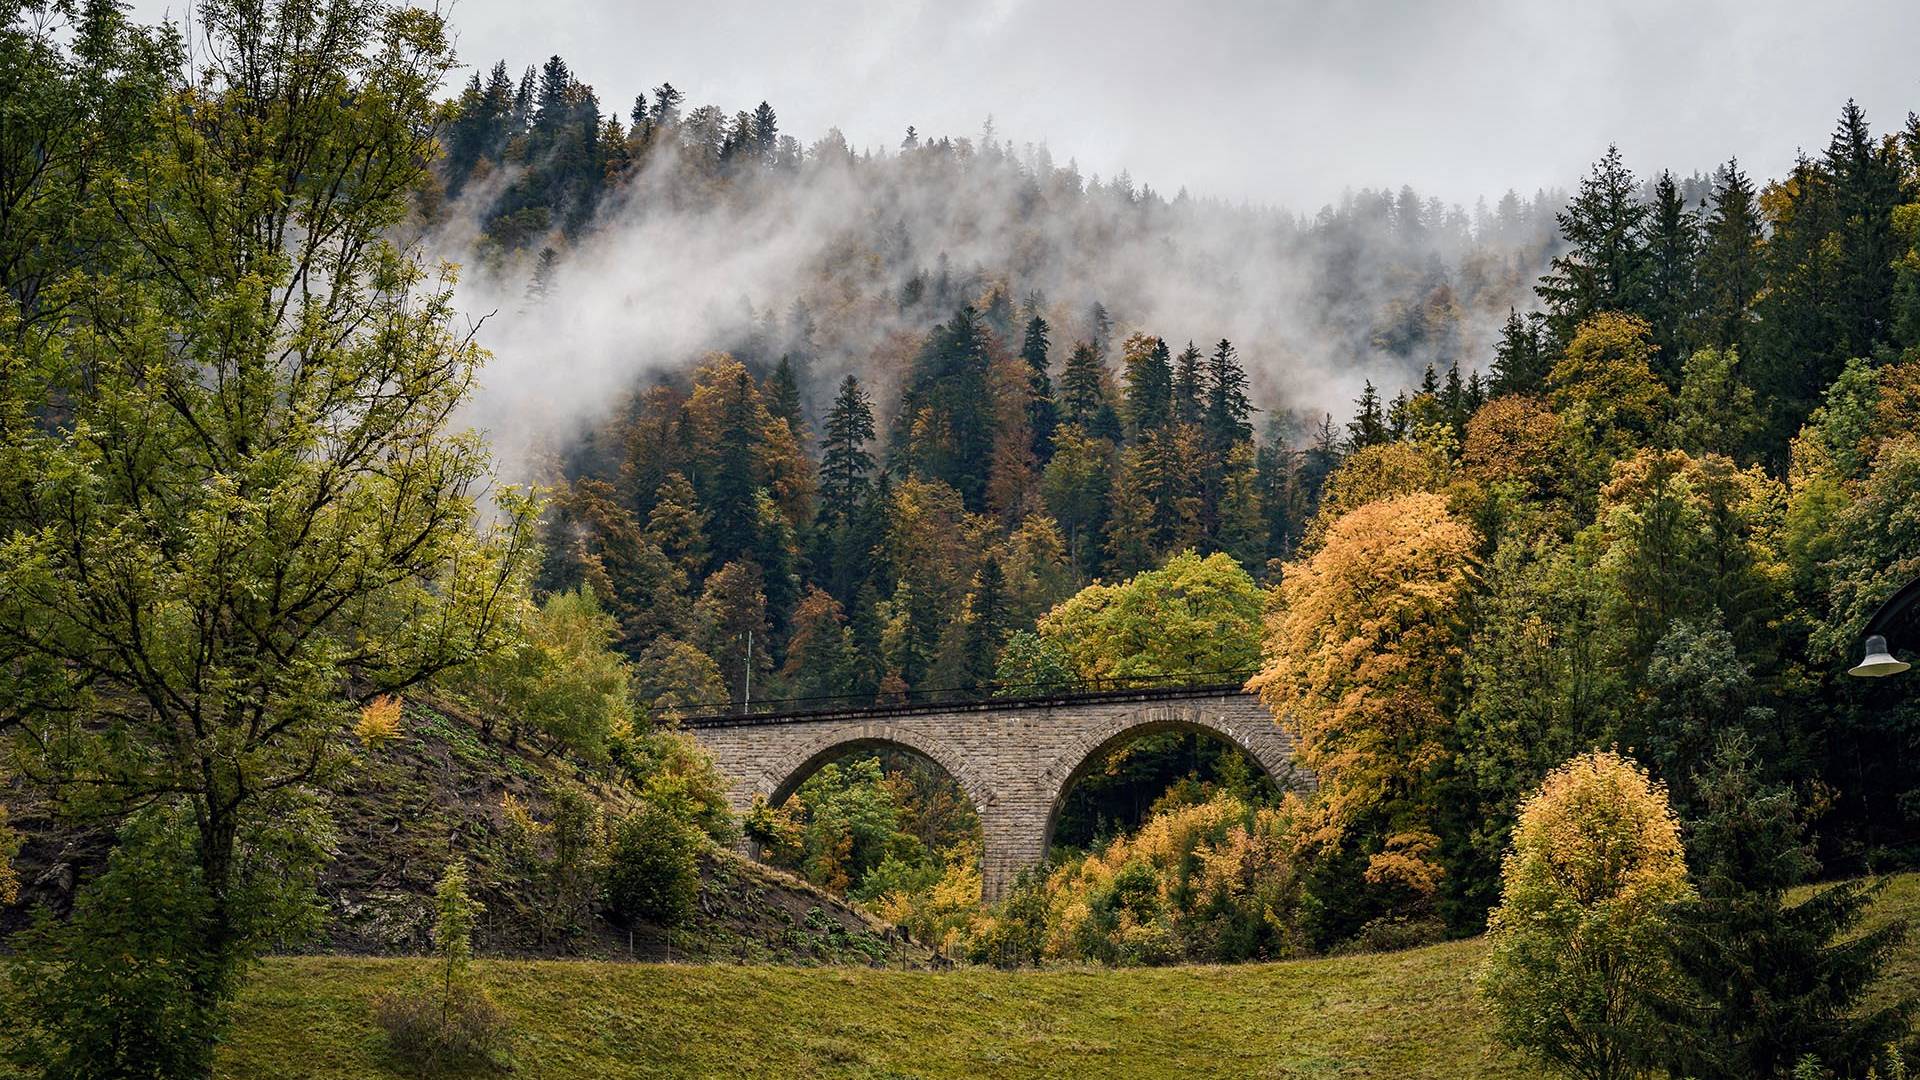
<box><xmin>677</xmin><ymin>681</ymin><xmax>1254</xmax><ymax>729</ymax></box>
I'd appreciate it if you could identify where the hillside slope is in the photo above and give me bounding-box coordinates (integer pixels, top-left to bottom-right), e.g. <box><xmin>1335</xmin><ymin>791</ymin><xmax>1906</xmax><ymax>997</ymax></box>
<box><xmin>4</xmin><ymin>701</ymin><xmax>905</xmax><ymax>967</ymax></box>
<box><xmin>216</xmin><ymin>874</ymin><xmax>1920</xmax><ymax>1079</ymax></box>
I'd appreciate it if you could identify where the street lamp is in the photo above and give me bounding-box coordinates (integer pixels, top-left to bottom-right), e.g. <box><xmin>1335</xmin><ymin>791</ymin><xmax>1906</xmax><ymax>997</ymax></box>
<box><xmin>1849</xmin><ymin>576</ymin><xmax>1920</xmax><ymax>678</ymax></box>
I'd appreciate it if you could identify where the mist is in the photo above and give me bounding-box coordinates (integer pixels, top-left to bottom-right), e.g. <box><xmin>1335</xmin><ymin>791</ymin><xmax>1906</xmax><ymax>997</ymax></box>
<box><xmin>441</xmin><ymin>120</ymin><xmax>1566</xmax><ymax>481</ymax></box>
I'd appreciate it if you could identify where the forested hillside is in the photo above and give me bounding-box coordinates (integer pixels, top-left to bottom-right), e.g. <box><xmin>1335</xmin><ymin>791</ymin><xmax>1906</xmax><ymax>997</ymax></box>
<box><xmin>4</xmin><ymin>0</ymin><xmax>1920</xmax><ymax>1077</ymax></box>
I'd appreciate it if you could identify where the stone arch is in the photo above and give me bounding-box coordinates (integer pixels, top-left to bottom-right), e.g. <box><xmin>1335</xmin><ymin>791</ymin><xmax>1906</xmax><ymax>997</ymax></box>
<box><xmin>752</xmin><ymin>721</ymin><xmax>1001</xmax><ymax>824</ymax></box>
<box><xmin>1035</xmin><ymin>702</ymin><xmax>1302</xmax><ymax>855</ymax></box>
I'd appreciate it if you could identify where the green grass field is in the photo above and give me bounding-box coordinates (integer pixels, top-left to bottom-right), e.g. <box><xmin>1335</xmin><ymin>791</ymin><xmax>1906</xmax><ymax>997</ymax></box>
<box><xmin>217</xmin><ymin>874</ymin><xmax>1920</xmax><ymax>1079</ymax></box>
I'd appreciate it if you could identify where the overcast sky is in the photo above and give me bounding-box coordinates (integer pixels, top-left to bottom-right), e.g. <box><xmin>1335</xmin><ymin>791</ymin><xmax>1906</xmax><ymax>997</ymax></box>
<box><xmin>141</xmin><ymin>0</ymin><xmax>1920</xmax><ymax>209</ymax></box>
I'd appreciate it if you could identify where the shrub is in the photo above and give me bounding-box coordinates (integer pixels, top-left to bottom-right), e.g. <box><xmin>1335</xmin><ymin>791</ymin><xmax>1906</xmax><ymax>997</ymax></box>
<box><xmin>603</xmin><ymin>808</ymin><xmax>699</xmax><ymax>928</ymax></box>
<box><xmin>374</xmin><ymin>859</ymin><xmax>507</xmax><ymax>1075</ymax></box>
<box><xmin>1479</xmin><ymin>750</ymin><xmax>1691</xmax><ymax>1080</ymax></box>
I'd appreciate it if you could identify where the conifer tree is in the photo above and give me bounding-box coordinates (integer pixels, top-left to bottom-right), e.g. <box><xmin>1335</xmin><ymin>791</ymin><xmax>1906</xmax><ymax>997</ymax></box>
<box><xmin>1059</xmin><ymin>342</ymin><xmax>1110</xmax><ymax>429</ymax></box>
<box><xmin>1645</xmin><ymin>736</ymin><xmax>1913</xmax><ymax>1080</ymax></box>
<box><xmin>1699</xmin><ymin>159</ymin><xmax>1763</xmax><ymax>355</ymax></box>
<box><xmin>1537</xmin><ymin>144</ymin><xmax>1651</xmax><ymax>342</ymax></box>
<box><xmin>1172</xmin><ymin>341</ymin><xmax>1205</xmax><ymax>426</ymax></box>
<box><xmin>707</xmin><ymin>369</ymin><xmax>763</xmax><ymax>567</ymax></box>
<box><xmin>1121</xmin><ymin>334</ymin><xmax>1174</xmax><ymax>438</ymax></box>
<box><xmin>959</xmin><ymin>557</ymin><xmax>1009</xmax><ymax>690</ymax></box>
<box><xmin>645</xmin><ymin>472</ymin><xmax>709</xmax><ymax>583</ymax></box>
<box><xmin>1824</xmin><ymin>100</ymin><xmax>1904</xmax><ymax>358</ymax></box>
<box><xmin>767</xmin><ymin>354</ymin><xmax>804</xmax><ymax>438</ymax></box>
<box><xmin>1346</xmin><ymin>381</ymin><xmax>1388</xmax><ymax>450</ymax></box>
<box><xmin>1643</xmin><ymin>169</ymin><xmax>1702</xmax><ymax>380</ymax></box>
<box><xmin>819</xmin><ymin>374</ymin><xmax>876</xmax><ymax>524</ymax></box>
<box><xmin>1019</xmin><ymin>315</ymin><xmax>1060</xmax><ymax>462</ymax></box>
<box><xmin>1490</xmin><ymin>308</ymin><xmax>1551</xmax><ymax>395</ymax></box>
<box><xmin>1202</xmin><ymin>339</ymin><xmax>1253</xmax><ymax>449</ymax></box>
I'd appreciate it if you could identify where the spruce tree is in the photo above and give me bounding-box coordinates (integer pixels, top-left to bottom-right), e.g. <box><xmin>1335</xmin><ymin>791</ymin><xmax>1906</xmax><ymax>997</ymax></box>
<box><xmin>1059</xmin><ymin>342</ymin><xmax>1109</xmax><ymax>429</ymax></box>
<box><xmin>959</xmin><ymin>557</ymin><xmax>1009</xmax><ymax>691</ymax></box>
<box><xmin>1202</xmin><ymin>338</ymin><xmax>1253</xmax><ymax>449</ymax></box>
<box><xmin>1346</xmin><ymin>381</ymin><xmax>1388</xmax><ymax>450</ymax></box>
<box><xmin>819</xmin><ymin>374</ymin><xmax>875</xmax><ymax>524</ymax></box>
<box><xmin>1019</xmin><ymin>315</ymin><xmax>1059</xmax><ymax>463</ymax></box>
<box><xmin>767</xmin><ymin>354</ymin><xmax>804</xmax><ymax>438</ymax></box>
<box><xmin>1646</xmin><ymin>736</ymin><xmax>1913</xmax><ymax>1080</ymax></box>
<box><xmin>707</xmin><ymin>369</ymin><xmax>762</xmax><ymax>567</ymax></box>
<box><xmin>1172</xmin><ymin>341</ymin><xmax>1204</xmax><ymax>426</ymax></box>
<box><xmin>1537</xmin><ymin>144</ymin><xmax>1651</xmax><ymax>342</ymax></box>
<box><xmin>1490</xmin><ymin>308</ymin><xmax>1551</xmax><ymax>395</ymax></box>
<box><xmin>1699</xmin><ymin>159</ymin><xmax>1764</xmax><ymax>355</ymax></box>
<box><xmin>1121</xmin><ymin>334</ymin><xmax>1174</xmax><ymax>438</ymax></box>
<box><xmin>1643</xmin><ymin>169</ymin><xmax>1702</xmax><ymax>380</ymax></box>
<box><xmin>1824</xmin><ymin>99</ymin><xmax>1903</xmax><ymax>359</ymax></box>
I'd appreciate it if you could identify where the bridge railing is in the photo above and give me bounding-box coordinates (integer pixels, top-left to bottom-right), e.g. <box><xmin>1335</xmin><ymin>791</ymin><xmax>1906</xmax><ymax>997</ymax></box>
<box><xmin>671</xmin><ymin>669</ymin><xmax>1259</xmax><ymax>724</ymax></box>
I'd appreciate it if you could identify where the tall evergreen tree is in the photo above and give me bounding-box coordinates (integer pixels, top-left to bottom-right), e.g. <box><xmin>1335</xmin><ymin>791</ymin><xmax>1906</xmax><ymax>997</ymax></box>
<box><xmin>1645</xmin><ymin>736</ymin><xmax>1913</xmax><ymax>1080</ymax></box>
<box><xmin>1202</xmin><ymin>338</ymin><xmax>1253</xmax><ymax>449</ymax></box>
<box><xmin>1121</xmin><ymin>334</ymin><xmax>1174</xmax><ymax>438</ymax></box>
<box><xmin>1172</xmin><ymin>341</ymin><xmax>1205</xmax><ymax>426</ymax></box>
<box><xmin>707</xmin><ymin>369</ymin><xmax>763</xmax><ymax>566</ymax></box>
<box><xmin>1059</xmin><ymin>342</ymin><xmax>1109</xmax><ymax>429</ymax></box>
<box><xmin>767</xmin><ymin>354</ymin><xmax>804</xmax><ymax>438</ymax></box>
<box><xmin>1490</xmin><ymin>308</ymin><xmax>1551</xmax><ymax>395</ymax></box>
<box><xmin>1537</xmin><ymin>144</ymin><xmax>1651</xmax><ymax>342</ymax></box>
<box><xmin>1824</xmin><ymin>99</ymin><xmax>1904</xmax><ymax>358</ymax></box>
<box><xmin>1347</xmin><ymin>380</ymin><xmax>1388</xmax><ymax>450</ymax></box>
<box><xmin>959</xmin><ymin>557</ymin><xmax>1009</xmax><ymax>691</ymax></box>
<box><xmin>819</xmin><ymin>374</ymin><xmax>875</xmax><ymax>523</ymax></box>
<box><xmin>1643</xmin><ymin>169</ymin><xmax>1702</xmax><ymax>381</ymax></box>
<box><xmin>1019</xmin><ymin>315</ymin><xmax>1060</xmax><ymax>462</ymax></box>
<box><xmin>1699</xmin><ymin>159</ymin><xmax>1764</xmax><ymax>356</ymax></box>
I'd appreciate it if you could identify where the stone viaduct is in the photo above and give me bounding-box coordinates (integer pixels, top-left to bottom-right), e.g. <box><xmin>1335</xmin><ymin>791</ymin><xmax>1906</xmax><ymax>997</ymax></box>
<box><xmin>683</xmin><ymin>684</ymin><xmax>1308</xmax><ymax>900</ymax></box>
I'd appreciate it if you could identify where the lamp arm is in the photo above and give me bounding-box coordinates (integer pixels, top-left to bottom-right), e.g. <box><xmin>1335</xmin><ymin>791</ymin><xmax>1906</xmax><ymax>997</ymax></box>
<box><xmin>1863</xmin><ymin>575</ymin><xmax>1920</xmax><ymax>644</ymax></box>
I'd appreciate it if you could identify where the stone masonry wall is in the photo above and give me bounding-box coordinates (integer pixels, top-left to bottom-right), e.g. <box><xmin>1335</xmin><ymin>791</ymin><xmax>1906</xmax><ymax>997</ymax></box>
<box><xmin>687</xmin><ymin>689</ymin><xmax>1306</xmax><ymax>900</ymax></box>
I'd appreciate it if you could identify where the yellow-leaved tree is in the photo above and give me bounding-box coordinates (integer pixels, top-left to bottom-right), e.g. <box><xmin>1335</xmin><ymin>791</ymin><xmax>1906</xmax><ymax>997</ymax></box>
<box><xmin>1479</xmin><ymin>750</ymin><xmax>1692</xmax><ymax>1080</ymax></box>
<box><xmin>1250</xmin><ymin>492</ymin><xmax>1478</xmax><ymax>913</ymax></box>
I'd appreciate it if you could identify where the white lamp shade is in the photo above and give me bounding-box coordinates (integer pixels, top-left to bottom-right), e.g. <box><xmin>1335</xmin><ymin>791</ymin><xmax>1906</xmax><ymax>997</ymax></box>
<box><xmin>1850</xmin><ymin>635</ymin><xmax>1912</xmax><ymax>678</ymax></box>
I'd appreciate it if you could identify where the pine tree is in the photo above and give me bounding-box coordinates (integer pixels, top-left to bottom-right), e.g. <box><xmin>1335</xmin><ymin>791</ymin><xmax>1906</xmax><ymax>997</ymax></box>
<box><xmin>1019</xmin><ymin>315</ymin><xmax>1059</xmax><ymax>463</ymax></box>
<box><xmin>1490</xmin><ymin>308</ymin><xmax>1551</xmax><ymax>395</ymax></box>
<box><xmin>1121</xmin><ymin>334</ymin><xmax>1174</xmax><ymax>438</ymax></box>
<box><xmin>767</xmin><ymin>354</ymin><xmax>804</xmax><ymax>438</ymax></box>
<box><xmin>1059</xmin><ymin>342</ymin><xmax>1109</xmax><ymax>429</ymax></box>
<box><xmin>1087</xmin><ymin>300</ymin><xmax>1113</xmax><ymax>361</ymax></box>
<box><xmin>1643</xmin><ymin>169</ymin><xmax>1702</xmax><ymax>380</ymax></box>
<box><xmin>1645</xmin><ymin>736</ymin><xmax>1913</xmax><ymax>1080</ymax></box>
<box><xmin>959</xmin><ymin>556</ymin><xmax>1009</xmax><ymax>691</ymax></box>
<box><xmin>1699</xmin><ymin>159</ymin><xmax>1764</xmax><ymax>355</ymax></box>
<box><xmin>1202</xmin><ymin>338</ymin><xmax>1253</xmax><ymax>449</ymax></box>
<box><xmin>819</xmin><ymin>374</ymin><xmax>875</xmax><ymax>524</ymax></box>
<box><xmin>1172</xmin><ymin>341</ymin><xmax>1204</xmax><ymax>426</ymax></box>
<box><xmin>1537</xmin><ymin>144</ymin><xmax>1651</xmax><ymax>342</ymax></box>
<box><xmin>750</xmin><ymin>100</ymin><xmax>778</xmax><ymax>167</ymax></box>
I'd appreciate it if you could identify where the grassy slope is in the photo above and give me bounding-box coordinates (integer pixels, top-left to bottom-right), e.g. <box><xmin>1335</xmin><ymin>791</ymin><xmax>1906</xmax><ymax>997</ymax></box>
<box><xmin>220</xmin><ymin>874</ymin><xmax>1920</xmax><ymax>1080</ymax></box>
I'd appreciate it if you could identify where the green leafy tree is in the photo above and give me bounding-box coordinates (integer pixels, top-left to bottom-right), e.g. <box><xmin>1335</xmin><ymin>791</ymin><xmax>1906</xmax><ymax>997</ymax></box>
<box><xmin>1480</xmin><ymin>751</ymin><xmax>1693</xmax><ymax>1080</ymax></box>
<box><xmin>604</xmin><ymin>808</ymin><xmax>700</xmax><ymax>928</ymax></box>
<box><xmin>1040</xmin><ymin>550</ymin><xmax>1266</xmax><ymax>681</ymax></box>
<box><xmin>0</xmin><ymin>4</ymin><xmax>533</xmax><ymax>1071</ymax></box>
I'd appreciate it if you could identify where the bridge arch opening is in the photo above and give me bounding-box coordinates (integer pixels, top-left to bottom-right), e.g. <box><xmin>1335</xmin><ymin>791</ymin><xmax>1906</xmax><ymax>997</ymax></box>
<box><xmin>1040</xmin><ymin>712</ymin><xmax>1288</xmax><ymax>860</ymax></box>
<box><xmin>751</xmin><ymin>734</ymin><xmax>987</xmax><ymax>905</ymax></box>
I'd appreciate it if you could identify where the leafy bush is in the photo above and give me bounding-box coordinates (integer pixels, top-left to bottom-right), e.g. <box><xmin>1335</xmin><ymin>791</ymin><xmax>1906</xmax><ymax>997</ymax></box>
<box><xmin>603</xmin><ymin>808</ymin><xmax>699</xmax><ymax>927</ymax></box>
<box><xmin>374</xmin><ymin>981</ymin><xmax>508</xmax><ymax>1076</ymax></box>
<box><xmin>374</xmin><ymin>859</ymin><xmax>507</xmax><ymax>1075</ymax></box>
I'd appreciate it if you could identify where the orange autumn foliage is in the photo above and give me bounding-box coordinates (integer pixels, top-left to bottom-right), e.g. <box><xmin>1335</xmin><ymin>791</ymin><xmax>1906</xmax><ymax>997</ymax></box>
<box><xmin>1251</xmin><ymin>492</ymin><xmax>1478</xmax><ymax>898</ymax></box>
